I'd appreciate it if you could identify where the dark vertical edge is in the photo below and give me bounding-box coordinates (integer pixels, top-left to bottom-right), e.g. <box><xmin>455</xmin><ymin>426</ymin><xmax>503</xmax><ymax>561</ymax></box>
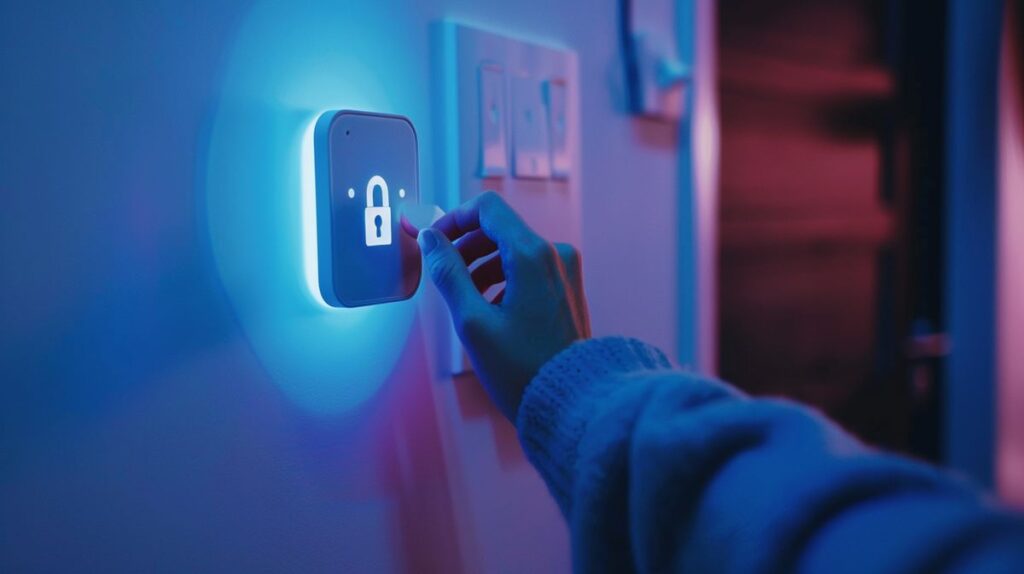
<box><xmin>944</xmin><ymin>0</ymin><xmax>1004</xmax><ymax>487</ymax></box>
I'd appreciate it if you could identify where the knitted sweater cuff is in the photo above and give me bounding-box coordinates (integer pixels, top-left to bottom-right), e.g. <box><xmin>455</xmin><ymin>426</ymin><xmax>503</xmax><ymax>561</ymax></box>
<box><xmin>515</xmin><ymin>337</ymin><xmax>673</xmax><ymax>513</ymax></box>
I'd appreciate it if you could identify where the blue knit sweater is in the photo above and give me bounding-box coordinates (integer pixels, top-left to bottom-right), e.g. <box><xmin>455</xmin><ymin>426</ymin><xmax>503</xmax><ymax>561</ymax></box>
<box><xmin>516</xmin><ymin>337</ymin><xmax>1024</xmax><ymax>573</ymax></box>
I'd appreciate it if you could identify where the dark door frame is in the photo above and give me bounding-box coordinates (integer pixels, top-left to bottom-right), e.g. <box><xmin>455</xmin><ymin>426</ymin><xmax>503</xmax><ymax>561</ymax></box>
<box><xmin>943</xmin><ymin>0</ymin><xmax>1004</xmax><ymax>488</ymax></box>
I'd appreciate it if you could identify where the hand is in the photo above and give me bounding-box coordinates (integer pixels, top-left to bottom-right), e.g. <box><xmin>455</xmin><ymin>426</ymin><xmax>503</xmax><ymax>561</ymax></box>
<box><xmin>417</xmin><ymin>192</ymin><xmax>591</xmax><ymax>420</ymax></box>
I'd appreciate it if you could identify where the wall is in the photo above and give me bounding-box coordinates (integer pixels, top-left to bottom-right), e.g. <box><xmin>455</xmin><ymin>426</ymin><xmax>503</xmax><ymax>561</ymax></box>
<box><xmin>0</xmin><ymin>0</ymin><xmax>712</xmax><ymax>571</ymax></box>
<box><xmin>998</xmin><ymin>1</ymin><xmax>1024</xmax><ymax>507</ymax></box>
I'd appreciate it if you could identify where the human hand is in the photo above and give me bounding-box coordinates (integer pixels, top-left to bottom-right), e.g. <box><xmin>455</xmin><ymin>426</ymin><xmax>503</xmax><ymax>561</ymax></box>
<box><xmin>416</xmin><ymin>192</ymin><xmax>590</xmax><ymax>420</ymax></box>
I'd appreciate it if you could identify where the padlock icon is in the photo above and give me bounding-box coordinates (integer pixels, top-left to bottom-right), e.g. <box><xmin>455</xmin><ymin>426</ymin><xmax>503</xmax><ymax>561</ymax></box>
<box><xmin>363</xmin><ymin>174</ymin><xmax>392</xmax><ymax>247</ymax></box>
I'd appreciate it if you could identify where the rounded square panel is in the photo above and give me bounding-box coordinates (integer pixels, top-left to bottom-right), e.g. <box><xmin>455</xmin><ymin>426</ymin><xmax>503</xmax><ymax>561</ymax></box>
<box><xmin>314</xmin><ymin>110</ymin><xmax>422</xmax><ymax>307</ymax></box>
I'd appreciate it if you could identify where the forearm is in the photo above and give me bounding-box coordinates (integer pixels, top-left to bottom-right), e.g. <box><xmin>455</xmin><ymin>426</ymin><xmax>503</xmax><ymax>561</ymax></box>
<box><xmin>516</xmin><ymin>337</ymin><xmax>1024</xmax><ymax>573</ymax></box>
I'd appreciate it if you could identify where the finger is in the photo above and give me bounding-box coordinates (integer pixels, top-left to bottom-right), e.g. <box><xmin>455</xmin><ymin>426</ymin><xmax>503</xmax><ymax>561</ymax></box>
<box><xmin>433</xmin><ymin>191</ymin><xmax>532</xmax><ymax>248</ymax></box>
<box><xmin>456</xmin><ymin>229</ymin><xmax>498</xmax><ymax>265</ymax></box>
<box><xmin>470</xmin><ymin>255</ymin><xmax>505</xmax><ymax>293</ymax></box>
<box><xmin>418</xmin><ymin>228</ymin><xmax>486</xmax><ymax>319</ymax></box>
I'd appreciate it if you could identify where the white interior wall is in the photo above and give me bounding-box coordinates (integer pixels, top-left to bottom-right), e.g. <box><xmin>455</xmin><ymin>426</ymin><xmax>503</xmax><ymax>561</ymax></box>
<box><xmin>0</xmin><ymin>0</ymin><xmax>713</xmax><ymax>570</ymax></box>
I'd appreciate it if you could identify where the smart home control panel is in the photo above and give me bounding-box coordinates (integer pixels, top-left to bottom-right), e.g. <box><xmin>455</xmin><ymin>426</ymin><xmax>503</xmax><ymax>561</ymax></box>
<box><xmin>314</xmin><ymin>110</ymin><xmax>421</xmax><ymax>307</ymax></box>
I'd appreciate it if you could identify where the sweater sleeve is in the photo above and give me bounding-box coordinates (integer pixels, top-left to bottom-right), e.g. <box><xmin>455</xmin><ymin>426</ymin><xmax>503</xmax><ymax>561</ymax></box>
<box><xmin>516</xmin><ymin>337</ymin><xmax>1024</xmax><ymax>574</ymax></box>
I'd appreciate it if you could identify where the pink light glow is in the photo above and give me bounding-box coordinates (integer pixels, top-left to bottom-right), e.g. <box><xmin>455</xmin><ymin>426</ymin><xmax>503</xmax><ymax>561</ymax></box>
<box><xmin>997</xmin><ymin>4</ymin><xmax>1024</xmax><ymax>507</ymax></box>
<box><xmin>693</xmin><ymin>0</ymin><xmax>720</xmax><ymax>375</ymax></box>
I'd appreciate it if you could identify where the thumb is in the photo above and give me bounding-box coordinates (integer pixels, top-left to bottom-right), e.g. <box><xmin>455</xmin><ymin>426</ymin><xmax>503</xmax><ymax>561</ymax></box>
<box><xmin>419</xmin><ymin>228</ymin><xmax>484</xmax><ymax>317</ymax></box>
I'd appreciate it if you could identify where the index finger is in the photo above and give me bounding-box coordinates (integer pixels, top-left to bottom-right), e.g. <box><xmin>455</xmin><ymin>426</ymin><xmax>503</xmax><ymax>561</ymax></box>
<box><xmin>432</xmin><ymin>191</ymin><xmax>531</xmax><ymax>247</ymax></box>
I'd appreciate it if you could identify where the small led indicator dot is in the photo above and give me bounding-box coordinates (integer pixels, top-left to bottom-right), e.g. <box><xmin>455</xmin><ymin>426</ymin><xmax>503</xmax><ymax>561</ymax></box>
<box><xmin>347</xmin><ymin>188</ymin><xmax>355</xmax><ymax>199</ymax></box>
<box><xmin>399</xmin><ymin>188</ymin><xmax>406</xmax><ymax>198</ymax></box>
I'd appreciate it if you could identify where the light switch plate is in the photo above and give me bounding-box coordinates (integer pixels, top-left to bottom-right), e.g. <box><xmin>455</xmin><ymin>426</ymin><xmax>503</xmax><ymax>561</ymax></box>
<box><xmin>478</xmin><ymin>62</ymin><xmax>508</xmax><ymax>178</ymax></box>
<box><xmin>511</xmin><ymin>76</ymin><xmax>552</xmax><ymax>179</ymax></box>
<box><xmin>313</xmin><ymin>110</ymin><xmax>421</xmax><ymax>307</ymax></box>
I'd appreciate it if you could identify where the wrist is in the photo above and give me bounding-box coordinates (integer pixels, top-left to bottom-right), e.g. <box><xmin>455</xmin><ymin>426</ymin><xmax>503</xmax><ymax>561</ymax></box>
<box><xmin>515</xmin><ymin>337</ymin><xmax>673</xmax><ymax>514</ymax></box>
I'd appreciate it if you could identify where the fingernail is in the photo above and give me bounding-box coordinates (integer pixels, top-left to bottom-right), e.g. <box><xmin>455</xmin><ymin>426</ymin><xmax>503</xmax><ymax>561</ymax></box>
<box><xmin>418</xmin><ymin>229</ymin><xmax>438</xmax><ymax>255</ymax></box>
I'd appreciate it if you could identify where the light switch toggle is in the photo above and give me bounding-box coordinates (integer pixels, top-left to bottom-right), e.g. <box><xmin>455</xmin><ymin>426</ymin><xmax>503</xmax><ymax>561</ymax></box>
<box><xmin>545</xmin><ymin>79</ymin><xmax>570</xmax><ymax>180</ymax></box>
<box><xmin>478</xmin><ymin>62</ymin><xmax>508</xmax><ymax>178</ymax></box>
<box><xmin>512</xmin><ymin>75</ymin><xmax>552</xmax><ymax>179</ymax></box>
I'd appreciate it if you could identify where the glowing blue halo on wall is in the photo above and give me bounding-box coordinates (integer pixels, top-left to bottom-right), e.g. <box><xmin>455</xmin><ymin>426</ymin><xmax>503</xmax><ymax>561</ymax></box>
<box><xmin>203</xmin><ymin>0</ymin><xmax>428</xmax><ymax>415</ymax></box>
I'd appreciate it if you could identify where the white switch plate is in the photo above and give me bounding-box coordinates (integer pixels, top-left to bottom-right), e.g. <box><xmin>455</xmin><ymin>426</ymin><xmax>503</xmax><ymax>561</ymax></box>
<box><xmin>478</xmin><ymin>62</ymin><xmax>508</xmax><ymax>178</ymax></box>
<box><xmin>511</xmin><ymin>75</ymin><xmax>552</xmax><ymax>179</ymax></box>
<box><xmin>436</xmin><ymin>21</ymin><xmax>582</xmax><ymax>376</ymax></box>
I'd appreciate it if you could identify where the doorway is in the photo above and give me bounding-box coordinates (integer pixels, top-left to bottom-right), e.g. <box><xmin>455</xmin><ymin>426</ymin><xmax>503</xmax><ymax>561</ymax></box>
<box><xmin>716</xmin><ymin>0</ymin><xmax>948</xmax><ymax>457</ymax></box>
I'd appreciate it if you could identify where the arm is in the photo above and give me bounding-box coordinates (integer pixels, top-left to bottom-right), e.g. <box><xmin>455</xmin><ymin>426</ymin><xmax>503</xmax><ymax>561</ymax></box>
<box><xmin>519</xmin><ymin>336</ymin><xmax>1024</xmax><ymax>573</ymax></box>
<box><xmin>417</xmin><ymin>192</ymin><xmax>1024</xmax><ymax>573</ymax></box>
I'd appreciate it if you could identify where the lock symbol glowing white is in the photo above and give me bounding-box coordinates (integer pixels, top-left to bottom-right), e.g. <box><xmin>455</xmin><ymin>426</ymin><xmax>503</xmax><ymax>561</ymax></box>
<box><xmin>364</xmin><ymin>175</ymin><xmax>392</xmax><ymax>247</ymax></box>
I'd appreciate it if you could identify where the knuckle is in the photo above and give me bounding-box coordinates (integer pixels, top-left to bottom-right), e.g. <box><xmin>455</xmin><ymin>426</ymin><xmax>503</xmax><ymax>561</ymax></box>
<box><xmin>456</xmin><ymin>309</ymin><xmax>490</xmax><ymax>340</ymax></box>
<box><xmin>429</xmin><ymin>257</ymin><xmax>461</xmax><ymax>290</ymax></box>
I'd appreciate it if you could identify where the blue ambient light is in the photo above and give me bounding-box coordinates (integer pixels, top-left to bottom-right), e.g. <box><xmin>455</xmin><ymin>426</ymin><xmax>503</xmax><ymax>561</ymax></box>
<box><xmin>203</xmin><ymin>0</ymin><xmax>429</xmax><ymax>415</ymax></box>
